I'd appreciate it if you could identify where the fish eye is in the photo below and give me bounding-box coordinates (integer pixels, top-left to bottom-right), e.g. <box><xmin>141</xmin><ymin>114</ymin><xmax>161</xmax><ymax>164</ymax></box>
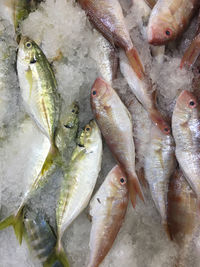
<box><xmin>165</xmin><ymin>29</ymin><xmax>172</xmax><ymax>37</ymax></box>
<box><xmin>163</xmin><ymin>127</ymin><xmax>170</xmax><ymax>134</ymax></box>
<box><xmin>72</xmin><ymin>109</ymin><xmax>75</xmax><ymax>113</ymax></box>
<box><xmin>85</xmin><ymin>127</ymin><xmax>90</xmax><ymax>132</ymax></box>
<box><xmin>92</xmin><ymin>90</ymin><xmax>96</xmax><ymax>96</ymax></box>
<box><xmin>120</xmin><ymin>177</ymin><xmax>126</xmax><ymax>184</ymax></box>
<box><xmin>189</xmin><ymin>100</ymin><xmax>197</xmax><ymax>108</ymax></box>
<box><xmin>25</xmin><ymin>42</ymin><xmax>32</xmax><ymax>48</ymax></box>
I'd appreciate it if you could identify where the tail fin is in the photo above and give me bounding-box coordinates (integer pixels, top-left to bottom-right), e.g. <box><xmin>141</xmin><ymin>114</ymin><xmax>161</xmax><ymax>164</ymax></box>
<box><xmin>44</xmin><ymin>241</ymin><xmax>69</xmax><ymax>267</ymax></box>
<box><xmin>128</xmin><ymin>174</ymin><xmax>145</xmax><ymax>208</ymax></box>
<box><xmin>125</xmin><ymin>48</ymin><xmax>145</xmax><ymax>80</ymax></box>
<box><xmin>180</xmin><ymin>35</ymin><xmax>200</xmax><ymax>69</ymax></box>
<box><xmin>144</xmin><ymin>0</ymin><xmax>156</xmax><ymax>8</ymax></box>
<box><xmin>0</xmin><ymin>206</ymin><xmax>24</xmax><ymax>244</ymax></box>
<box><xmin>31</xmin><ymin>144</ymin><xmax>60</xmax><ymax>191</ymax></box>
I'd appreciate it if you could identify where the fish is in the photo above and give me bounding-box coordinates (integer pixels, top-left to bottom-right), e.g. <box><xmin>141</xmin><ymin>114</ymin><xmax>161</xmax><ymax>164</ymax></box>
<box><xmin>172</xmin><ymin>90</ymin><xmax>200</xmax><ymax>203</ymax></box>
<box><xmin>180</xmin><ymin>11</ymin><xmax>200</xmax><ymax>69</ymax></box>
<box><xmin>91</xmin><ymin>77</ymin><xmax>144</xmax><ymax>208</ymax></box>
<box><xmin>0</xmin><ymin>102</ymin><xmax>79</xmax><ymax>245</ymax></box>
<box><xmin>120</xmin><ymin>55</ymin><xmax>170</xmax><ymax>135</ymax></box>
<box><xmin>5</xmin><ymin>0</ymin><xmax>42</xmax><ymax>32</ymax></box>
<box><xmin>147</xmin><ymin>0</ymin><xmax>200</xmax><ymax>45</ymax></box>
<box><xmin>88</xmin><ymin>165</ymin><xmax>128</xmax><ymax>267</ymax></box>
<box><xmin>89</xmin><ymin>30</ymin><xmax>118</xmax><ymax>84</ymax></box>
<box><xmin>144</xmin><ymin>123</ymin><xmax>175</xmax><ymax>232</ymax></box>
<box><xmin>167</xmin><ymin>169</ymin><xmax>200</xmax><ymax>266</ymax></box>
<box><xmin>78</xmin><ymin>0</ymin><xmax>144</xmax><ymax>80</ymax></box>
<box><xmin>17</xmin><ymin>36</ymin><xmax>61</xmax><ymax>191</ymax></box>
<box><xmin>56</xmin><ymin>120</ymin><xmax>102</xmax><ymax>256</ymax></box>
<box><xmin>24</xmin><ymin>209</ymin><xmax>69</xmax><ymax>267</ymax></box>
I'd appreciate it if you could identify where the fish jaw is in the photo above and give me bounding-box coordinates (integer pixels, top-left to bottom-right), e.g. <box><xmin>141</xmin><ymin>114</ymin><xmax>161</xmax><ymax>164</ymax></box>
<box><xmin>88</xmin><ymin>165</ymin><xmax>128</xmax><ymax>267</ymax></box>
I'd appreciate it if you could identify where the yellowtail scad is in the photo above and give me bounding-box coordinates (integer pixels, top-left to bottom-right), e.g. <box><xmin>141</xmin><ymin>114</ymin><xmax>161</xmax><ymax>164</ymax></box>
<box><xmin>56</xmin><ymin>120</ymin><xmax>102</xmax><ymax>263</ymax></box>
<box><xmin>0</xmin><ymin>102</ymin><xmax>79</xmax><ymax>246</ymax></box>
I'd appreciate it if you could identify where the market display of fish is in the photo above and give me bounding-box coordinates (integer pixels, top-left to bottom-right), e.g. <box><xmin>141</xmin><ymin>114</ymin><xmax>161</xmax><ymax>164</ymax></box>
<box><xmin>88</xmin><ymin>165</ymin><xmax>128</xmax><ymax>267</ymax></box>
<box><xmin>147</xmin><ymin>0</ymin><xmax>200</xmax><ymax>45</ymax></box>
<box><xmin>1</xmin><ymin>0</ymin><xmax>200</xmax><ymax>266</ymax></box>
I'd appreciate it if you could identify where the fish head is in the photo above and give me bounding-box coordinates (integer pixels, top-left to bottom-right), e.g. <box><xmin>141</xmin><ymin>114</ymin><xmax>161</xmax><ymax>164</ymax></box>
<box><xmin>147</xmin><ymin>12</ymin><xmax>176</xmax><ymax>45</ymax></box>
<box><xmin>91</xmin><ymin>77</ymin><xmax>113</xmax><ymax>111</ymax></box>
<box><xmin>176</xmin><ymin>90</ymin><xmax>198</xmax><ymax>112</ymax></box>
<box><xmin>61</xmin><ymin>102</ymin><xmax>79</xmax><ymax>130</ymax></box>
<box><xmin>110</xmin><ymin>165</ymin><xmax>128</xmax><ymax>195</ymax></box>
<box><xmin>78</xmin><ymin>120</ymin><xmax>100</xmax><ymax>149</ymax></box>
<box><xmin>18</xmin><ymin>36</ymin><xmax>43</xmax><ymax>67</ymax></box>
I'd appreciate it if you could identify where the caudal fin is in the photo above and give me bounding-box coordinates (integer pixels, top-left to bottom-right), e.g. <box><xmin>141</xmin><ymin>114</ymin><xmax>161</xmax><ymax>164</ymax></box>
<box><xmin>180</xmin><ymin>34</ymin><xmax>200</xmax><ymax>69</ymax></box>
<box><xmin>125</xmin><ymin>48</ymin><xmax>145</xmax><ymax>80</ymax></box>
<box><xmin>128</xmin><ymin>174</ymin><xmax>145</xmax><ymax>208</ymax></box>
<box><xmin>0</xmin><ymin>206</ymin><xmax>24</xmax><ymax>244</ymax></box>
<box><xmin>144</xmin><ymin>0</ymin><xmax>156</xmax><ymax>8</ymax></box>
<box><xmin>44</xmin><ymin>241</ymin><xmax>69</xmax><ymax>267</ymax></box>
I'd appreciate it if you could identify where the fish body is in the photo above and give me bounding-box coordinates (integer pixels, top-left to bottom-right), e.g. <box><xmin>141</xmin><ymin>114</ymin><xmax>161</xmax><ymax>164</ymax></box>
<box><xmin>17</xmin><ymin>36</ymin><xmax>60</xmax><ymax>144</ymax></box>
<box><xmin>91</xmin><ymin>77</ymin><xmax>144</xmax><ymax>208</ymax></box>
<box><xmin>172</xmin><ymin>90</ymin><xmax>200</xmax><ymax>200</ymax></box>
<box><xmin>147</xmin><ymin>0</ymin><xmax>199</xmax><ymax>45</ymax></box>
<box><xmin>120</xmin><ymin>56</ymin><xmax>170</xmax><ymax>135</ymax></box>
<box><xmin>144</xmin><ymin>124</ymin><xmax>175</xmax><ymax>227</ymax></box>
<box><xmin>56</xmin><ymin>120</ymin><xmax>102</xmax><ymax>246</ymax></box>
<box><xmin>79</xmin><ymin>0</ymin><xmax>144</xmax><ymax>79</ymax></box>
<box><xmin>90</xmin><ymin>31</ymin><xmax>118</xmax><ymax>84</ymax></box>
<box><xmin>88</xmin><ymin>165</ymin><xmax>128</xmax><ymax>267</ymax></box>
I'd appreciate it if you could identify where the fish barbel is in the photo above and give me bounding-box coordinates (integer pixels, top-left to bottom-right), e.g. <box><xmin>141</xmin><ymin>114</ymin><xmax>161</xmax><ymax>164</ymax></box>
<box><xmin>147</xmin><ymin>0</ymin><xmax>200</xmax><ymax>45</ymax></box>
<box><xmin>56</xmin><ymin>120</ymin><xmax>102</xmax><ymax>252</ymax></box>
<box><xmin>144</xmin><ymin>123</ymin><xmax>175</xmax><ymax>232</ymax></box>
<box><xmin>88</xmin><ymin>165</ymin><xmax>128</xmax><ymax>267</ymax></box>
<box><xmin>78</xmin><ymin>0</ymin><xmax>145</xmax><ymax>80</ymax></box>
<box><xmin>172</xmin><ymin>90</ymin><xmax>200</xmax><ymax>202</ymax></box>
<box><xmin>91</xmin><ymin>77</ymin><xmax>144</xmax><ymax>208</ymax></box>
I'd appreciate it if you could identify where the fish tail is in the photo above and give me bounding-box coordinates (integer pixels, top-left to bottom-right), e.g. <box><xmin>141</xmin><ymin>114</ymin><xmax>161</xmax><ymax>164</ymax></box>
<box><xmin>128</xmin><ymin>174</ymin><xmax>145</xmax><ymax>208</ymax></box>
<box><xmin>0</xmin><ymin>206</ymin><xmax>24</xmax><ymax>244</ymax></box>
<box><xmin>125</xmin><ymin>47</ymin><xmax>145</xmax><ymax>80</ymax></box>
<box><xmin>150</xmin><ymin>109</ymin><xmax>171</xmax><ymax>135</ymax></box>
<box><xmin>44</xmin><ymin>240</ymin><xmax>69</xmax><ymax>267</ymax></box>
<box><xmin>180</xmin><ymin>35</ymin><xmax>200</xmax><ymax>69</ymax></box>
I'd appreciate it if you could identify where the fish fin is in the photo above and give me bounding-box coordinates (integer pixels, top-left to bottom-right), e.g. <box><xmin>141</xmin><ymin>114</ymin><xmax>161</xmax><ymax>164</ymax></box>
<box><xmin>0</xmin><ymin>207</ymin><xmax>24</xmax><ymax>244</ymax></box>
<box><xmin>137</xmin><ymin>167</ymin><xmax>148</xmax><ymax>188</ymax></box>
<box><xmin>144</xmin><ymin>0</ymin><xmax>156</xmax><ymax>8</ymax></box>
<box><xmin>125</xmin><ymin>48</ymin><xmax>145</xmax><ymax>80</ymax></box>
<box><xmin>44</xmin><ymin>242</ymin><xmax>69</xmax><ymax>267</ymax></box>
<box><xmin>129</xmin><ymin>175</ymin><xmax>145</xmax><ymax>208</ymax></box>
<box><xmin>180</xmin><ymin>35</ymin><xmax>200</xmax><ymax>69</ymax></box>
<box><xmin>150</xmin><ymin>110</ymin><xmax>171</xmax><ymax>135</ymax></box>
<box><xmin>31</xmin><ymin>144</ymin><xmax>59</xmax><ymax>191</ymax></box>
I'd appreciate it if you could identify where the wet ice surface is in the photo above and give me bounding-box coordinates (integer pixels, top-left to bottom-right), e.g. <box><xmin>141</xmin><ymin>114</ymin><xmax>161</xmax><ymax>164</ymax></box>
<box><xmin>0</xmin><ymin>0</ymin><xmax>198</xmax><ymax>266</ymax></box>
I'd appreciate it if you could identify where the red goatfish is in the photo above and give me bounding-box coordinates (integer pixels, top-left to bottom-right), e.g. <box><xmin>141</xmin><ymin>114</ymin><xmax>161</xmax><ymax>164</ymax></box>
<box><xmin>88</xmin><ymin>165</ymin><xmax>128</xmax><ymax>267</ymax></box>
<box><xmin>172</xmin><ymin>90</ymin><xmax>200</xmax><ymax>205</ymax></box>
<box><xmin>147</xmin><ymin>0</ymin><xmax>199</xmax><ymax>45</ymax></box>
<box><xmin>78</xmin><ymin>0</ymin><xmax>145</xmax><ymax>80</ymax></box>
<box><xmin>91</xmin><ymin>77</ymin><xmax>144</xmax><ymax>208</ymax></box>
